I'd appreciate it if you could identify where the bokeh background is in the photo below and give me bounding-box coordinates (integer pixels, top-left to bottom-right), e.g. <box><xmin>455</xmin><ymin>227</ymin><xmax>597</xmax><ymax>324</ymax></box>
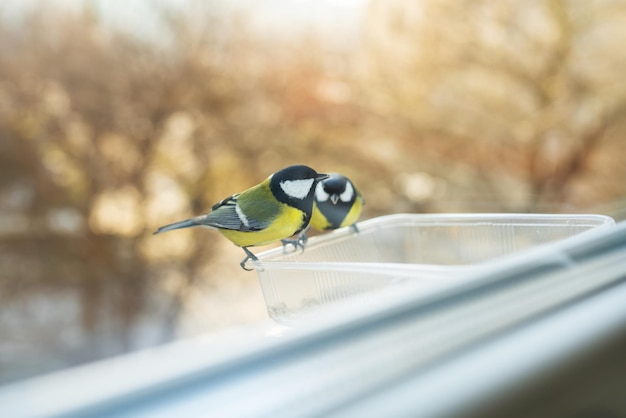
<box><xmin>2</xmin><ymin>0</ymin><xmax>626</xmax><ymax>384</ymax></box>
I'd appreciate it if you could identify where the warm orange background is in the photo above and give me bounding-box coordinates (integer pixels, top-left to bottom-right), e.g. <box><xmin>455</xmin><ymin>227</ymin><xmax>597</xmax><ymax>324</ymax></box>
<box><xmin>1</xmin><ymin>0</ymin><xmax>625</xmax><ymax>383</ymax></box>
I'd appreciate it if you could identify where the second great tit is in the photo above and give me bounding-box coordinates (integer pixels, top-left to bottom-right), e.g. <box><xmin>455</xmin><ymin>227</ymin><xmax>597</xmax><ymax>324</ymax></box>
<box><xmin>154</xmin><ymin>165</ymin><xmax>329</xmax><ymax>270</ymax></box>
<box><xmin>310</xmin><ymin>173</ymin><xmax>364</xmax><ymax>232</ymax></box>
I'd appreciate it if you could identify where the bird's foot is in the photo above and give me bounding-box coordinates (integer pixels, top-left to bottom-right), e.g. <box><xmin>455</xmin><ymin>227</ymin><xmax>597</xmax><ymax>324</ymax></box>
<box><xmin>240</xmin><ymin>247</ymin><xmax>259</xmax><ymax>271</ymax></box>
<box><xmin>281</xmin><ymin>232</ymin><xmax>308</xmax><ymax>254</ymax></box>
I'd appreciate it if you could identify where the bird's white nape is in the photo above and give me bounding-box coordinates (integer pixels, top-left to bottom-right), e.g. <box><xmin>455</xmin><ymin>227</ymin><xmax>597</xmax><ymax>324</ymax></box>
<box><xmin>280</xmin><ymin>179</ymin><xmax>315</xmax><ymax>199</ymax></box>
<box><xmin>340</xmin><ymin>182</ymin><xmax>354</xmax><ymax>202</ymax></box>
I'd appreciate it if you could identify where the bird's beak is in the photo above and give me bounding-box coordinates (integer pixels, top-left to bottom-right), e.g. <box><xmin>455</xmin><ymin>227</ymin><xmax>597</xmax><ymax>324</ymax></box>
<box><xmin>316</xmin><ymin>173</ymin><xmax>330</xmax><ymax>181</ymax></box>
<box><xmin>330</xmin><ymin>194</ymin><xmax>339</xmax><ymax>205</ymax></box>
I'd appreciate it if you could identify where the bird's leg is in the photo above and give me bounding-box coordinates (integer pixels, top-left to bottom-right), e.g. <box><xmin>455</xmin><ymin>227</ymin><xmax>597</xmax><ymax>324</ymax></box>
<box><xmin>240</xmin><ymin>247</ymin><xmax>258</xmax><ymax>271</ymax></box>
<box><xmin>298</xmin><ymin>231</ymin><xmax>308</xmax><ymax>248</ymax></box>
<box><xmin>281</xmin><ymin>229</ymin><xmax>309</xmax><ymax>254</ymax></box>
<box><xmin>350</xmin><ymin>223</ymin><xmax>360</xmax><ymax>233</ymax></box>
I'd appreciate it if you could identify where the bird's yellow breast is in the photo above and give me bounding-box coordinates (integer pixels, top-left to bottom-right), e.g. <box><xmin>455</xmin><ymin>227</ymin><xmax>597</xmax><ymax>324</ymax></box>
<box><xmin>310</xmin><ymin>204</ymin><xmax>330</xmax><ymax>230</ymax></box>
<box><xmin>339</xmin><ymin>197</ymin><xmax>363</xmax><ymax>228</ymax></box>
<box><xmin>219</xmin><ymin>204</ymin><xmax>306</xmax><ymax>247</ymax></box>
<box><xmin>310</xmin><ymin>197</ymin><xmax>363</xmax><ymax>230</ymax></box>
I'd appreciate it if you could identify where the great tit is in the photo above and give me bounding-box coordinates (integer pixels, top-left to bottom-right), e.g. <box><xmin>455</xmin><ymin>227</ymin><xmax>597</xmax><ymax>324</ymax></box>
<box><xmin>310</xmin><ymin>173</ymin><xmax>364</xmax><ymax>232</ymax></box>
<box><xmin>283</xmin><ymin>173</ymin><xmax>364</xmax><ymax>252</ymax></box>
<box><xmin>154</xmin><ymin>165</ymin><xmax>328</xmax><ymax>270</ymax></box>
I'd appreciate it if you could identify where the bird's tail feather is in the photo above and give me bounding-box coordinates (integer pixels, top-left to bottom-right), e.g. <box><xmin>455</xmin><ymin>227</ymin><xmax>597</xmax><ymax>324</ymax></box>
<box><xmin>153</xmin><ymin>219</ymin><xmax>197</xmax><ymax>235</ymax></box>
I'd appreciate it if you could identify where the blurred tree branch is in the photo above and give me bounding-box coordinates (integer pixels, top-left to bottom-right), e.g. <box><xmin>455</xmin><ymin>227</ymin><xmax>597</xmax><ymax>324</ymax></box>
<box><xmin>360</xmin><ymin>0</ymin><xmax>626</xmax><ymax>212</ymax></box>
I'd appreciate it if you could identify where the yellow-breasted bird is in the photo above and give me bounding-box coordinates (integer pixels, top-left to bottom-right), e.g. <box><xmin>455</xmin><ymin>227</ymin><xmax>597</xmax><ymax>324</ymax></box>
<box><xmin>154</xmin><ymin>165</ymin><xmax>328</xmax><ymax>270</ymax></box>
<box><xmin>310</xmin><ymin>173</ymin><xmax>364</xmax><ymax>233</ymax></box>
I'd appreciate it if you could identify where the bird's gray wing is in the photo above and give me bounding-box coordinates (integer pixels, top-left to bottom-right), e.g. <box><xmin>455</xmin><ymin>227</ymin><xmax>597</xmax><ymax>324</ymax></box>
<box><xmin>195</xmin><ymin>194</ymin><xmax>268</xmax><ymax>232</ymax></box>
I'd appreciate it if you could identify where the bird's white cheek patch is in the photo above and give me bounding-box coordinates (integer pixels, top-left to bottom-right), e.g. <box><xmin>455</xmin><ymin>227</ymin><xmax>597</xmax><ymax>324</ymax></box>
<box><xmin>316</xmin><ymin>184</ymin><xmax>330</xmax><ymax>202</ymax></box>
<box><xmin>280</xmin><ymin>179</ymin><xmax>315</xmax><ymax>199</ymax></box>
<box><xmin>340</xmin><ymin>182</ymin><xmax>354</xmax><ymax>202</ymax></box>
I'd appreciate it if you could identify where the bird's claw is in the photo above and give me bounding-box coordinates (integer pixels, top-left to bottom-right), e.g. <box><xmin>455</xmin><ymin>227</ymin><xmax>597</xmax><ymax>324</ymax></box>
<box><xmin>240</xmin><ymin>248</ymin><xmax>259</xmax><ymax>271</ymax></box>
<box><xmin>240</xmin><ymin>258</ymin><xmax>254</xmax><ymax>271</ymax></box>
<box><xmin>281</xmin><ymin>238</ymin><xmax>304</xmax><ymax>254</ymax></box>
<box><xmin>281</xmin><ymin>233</ymin><xmax>308</xmax><ymax>254</ymax></box>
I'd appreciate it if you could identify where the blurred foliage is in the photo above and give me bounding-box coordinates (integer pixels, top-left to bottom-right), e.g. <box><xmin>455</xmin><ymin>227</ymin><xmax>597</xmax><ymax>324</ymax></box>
<box><xmin>361</xmin><ymin>0</ymin><xmax>626</xmax><ymax>213</ymax></box>
<box><xmin>1</xmin><ymin>0</ymin><xmax>626</xmax><ymax>383</ymax></box>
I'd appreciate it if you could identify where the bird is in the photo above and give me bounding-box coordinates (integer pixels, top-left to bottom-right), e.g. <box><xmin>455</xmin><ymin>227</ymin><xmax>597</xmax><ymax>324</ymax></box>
<box><xmin>310</xmin><ymin>173</ymin><xmax>364</xmax><ymax>232</ymax></box>
<box><xmin>153</xmin><ymin>165</ymin><xmax>329</xmax><ymax>270</ymax></box>
<box><xmin>283</xmin><ymin>173</ymin><xmax>364</xmax><ymax>252</ymax></box>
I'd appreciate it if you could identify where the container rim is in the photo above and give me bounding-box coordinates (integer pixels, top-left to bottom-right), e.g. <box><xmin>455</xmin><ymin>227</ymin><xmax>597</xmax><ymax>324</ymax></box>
<box><xmin>248</xmin><ymin>213</ymin><xmax>615</xmax><ymax>271</ymax></box>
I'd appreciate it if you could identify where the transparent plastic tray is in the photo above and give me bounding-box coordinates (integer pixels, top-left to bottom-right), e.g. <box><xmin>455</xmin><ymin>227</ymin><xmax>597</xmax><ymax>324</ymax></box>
<box><xmin>252</xmin><ymin>213</ymin><xmax>615</xmax><ymax>323</ymax></box>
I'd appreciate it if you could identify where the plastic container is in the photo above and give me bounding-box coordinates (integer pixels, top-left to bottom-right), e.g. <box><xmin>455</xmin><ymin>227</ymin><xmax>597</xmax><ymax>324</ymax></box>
<box><xmin>252</xmin><ymin>214</ymin><xmax>615</xmax><ymax>322</ymax></box>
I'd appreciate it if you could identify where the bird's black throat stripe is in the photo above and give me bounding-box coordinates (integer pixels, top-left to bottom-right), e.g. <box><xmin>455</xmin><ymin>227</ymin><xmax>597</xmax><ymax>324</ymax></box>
<box><xmin>295</xmin><ymin>210</ymin><xmax>311</xmax><ymax>235</ymax></box>
<box><xmin>319</xmin><ymin>201</ymin><xmax>352</xmax><ymax>229</ymax></box>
